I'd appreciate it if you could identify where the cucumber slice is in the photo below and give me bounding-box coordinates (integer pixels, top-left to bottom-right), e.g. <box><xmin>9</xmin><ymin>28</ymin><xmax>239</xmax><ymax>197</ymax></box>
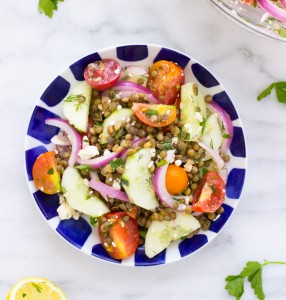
<box><xmin>63</xmin><ymin>81</ymin><xmax>92</xmax><ymax>132</ymax></box>
<box><xmin>121</xmin><ymin>148</ymin><xmax>158</xmax><ymax>210</ymax></box>
<box><xmin>180</xmin><ymin>82</ymin><xmax>207</xmax><ymax>141</ymax></box>
<box><xmin>201</xmin><ymin>113</ymin><xmax>223</xmax><ymax>152</ymax></box>
<box><xmin>145</xmin><ymin>212</ymin><xmax>201</xmax><ymax>258</ymax></box>
<box><xmin>61</xmin><ymin>166</ymin><xmax>110</xmax><ymax>217</ymax></box>
<box><xmin>100</xmin><ymin>108</ymin><xmax>133</xmax><ymax>144</ymax></box>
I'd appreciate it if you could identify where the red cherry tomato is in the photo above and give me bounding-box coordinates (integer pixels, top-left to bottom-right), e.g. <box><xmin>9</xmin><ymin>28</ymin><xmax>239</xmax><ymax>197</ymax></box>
<box><xmin>98</xmin><ymin>212</ymin><xmax>139</xmax><ymax>260</ymax></box>
<box><xmin>32</xmin><ymin>151</ymin><xmax>61</xmax><ymax>194</ymax></box>
<box><xmin>240</xmin><ymin>0</ymin><xmax>255</xmax><ymax>5</ymax></box>
<box><xmin>132</xmin><ymin>103</ymin><xmax>176</xmax><ymax>127</ymax></box>
<box><xmin>192</xmin><ymin>171</ymin><xmax>226</xmax><ymax>213</ymax></box>
<box><xmin>84</xmin><ymin>59</ymin><xmax>121</xmax><ymax>91</ymax></box>
<box><xmin>146</xmin><ymin>60</ymin><xmax>185</xmax><ymax>104</ymax></box>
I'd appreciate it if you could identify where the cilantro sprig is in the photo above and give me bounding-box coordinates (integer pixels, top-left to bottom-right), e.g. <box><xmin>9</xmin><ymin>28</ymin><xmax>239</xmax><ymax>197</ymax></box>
<box><xmin>38</xmin><ymin>0</ymin><xmax>65</xmax><ymax>18</ymax></box>
<box><xmin>225</xmin><ymin>260</ymin><xmax>285</xmax><ymax>300</ymax></box>
<box><xmin>257</xmin><ymin>82</ymin><xmax>286</xmax><ymax>104</ymax></box>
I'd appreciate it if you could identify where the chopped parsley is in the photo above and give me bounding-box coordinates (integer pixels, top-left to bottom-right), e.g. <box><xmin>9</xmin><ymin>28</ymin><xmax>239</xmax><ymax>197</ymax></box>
<box><xmin>90</xmin><ymin>216</ymin><xmax>99</xmax><ymax>227</ymax></box>
<box><xmin>223</xmin><ymin>133</ymin><xmax>230</xmax><ymax>139</ymax></box>
<box><xmin>162</xmin><ymin>142</ymin><xmax>173</xmax><ymax>150</ymax></box>
<box><xmin>210</xmin><ymin>139</ymin><xmax>214</xmax><ymax>149</ymax></box>
<box><xmin>110</xmin><ymin>158</ymin><xmax>123</xmax><ymax>171</ymax></box>
<box><xmin>146</xmin><ymin>109</ymin><xmax>158</xmax><ymax>116</ymax></box>
<box><xmin>75</xmin><ymin>165</ymin><xmax>91</xmax><ymax>172</ymax></box>
<box><xmin>209</xmin><ymin>184</ymin><xmax>217</xmax><ymax>194</ymax></box>
<box><xmin>115</xmin><ymin>128</ymin><xmax>127</xmax><ymax>140</ymax></box>
<box><xmin>278</xmin><ymin>29</ymin><xmax>286</xmax><ymax>38</ymax></box>
<box><xmin>121</xmin><ymin>178</ymin><xmax>129</xmax><ymax>186</ymax></box>
<box><xmin>257</xmin><ymin>82</ymin><xmax>286</xmax><ymax>104</ymax></box>
<box><xmin>38</xmin><ymin>0</ymin><xmax>65</xmax><ymax>18</ymax></box>
<box><xmin>47</xmin><ymin>167</ymin><xmax>54</xmax><ymax>175</ymax></box>
<box><xmin>201</xmin><ymin>167</ymin><xmax>208</xmax><ymax>176</ymax></box>
<box><xmin>157</xmin><ymin>159</ymin><xmax>168</xmax><ymax>167</ymax></box>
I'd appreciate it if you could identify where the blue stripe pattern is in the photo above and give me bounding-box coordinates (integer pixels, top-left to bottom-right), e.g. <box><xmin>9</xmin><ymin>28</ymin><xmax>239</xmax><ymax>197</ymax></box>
<box><xmin>192</xmin><ymin>63</ymin><xmax>219</xmax><ymax>88</ymax></box>
<box><xmin>117</xmin><ymin>45</ymin><xmax>148</xmax><ymax>62</ymax></box>
<box><xmin>213</xmin><ymin>91</ymin><xmax>239</xmax><ymax>121</ymax></box>
<box><xmin>25</xmin><ymin>146</ymin><xmax>48</xmax><ymax>181</ymax></box>
<box><xmin>92</xmin><ymin>244</ymin><xmax>122</xmax><ymax>264</ymax></box>
<box><xmin>134</xmin><ymin>246</ymin><xmax>166</xmax><ymax>266</ymax></box>
<box><xmin>226</xmin><ymin>169</ymin><xmax>246</xmax><ymax>199</ymax></box>
<box><xmin>178</xmin><ymin>234</ymin><xmax>208</xmax><ymax>257</ymax></box>
<box><xmin>209</xmin><ymin>204</ymin><xmax>234</xmax><ymax>233</ymax></box>
<box><xmin>153</xmin><ymin>47</ymin><xmax>190</xmax><ymax>69</ymax></box>
<box><xmin>230</xmin><ymin>127</ymin><xmax>246</xmax><ymax>158</ymax></box>
<box><xmin>33</xmin><ymin>190</ymin><xmax>60</xmax><ymax>220</ymax></box>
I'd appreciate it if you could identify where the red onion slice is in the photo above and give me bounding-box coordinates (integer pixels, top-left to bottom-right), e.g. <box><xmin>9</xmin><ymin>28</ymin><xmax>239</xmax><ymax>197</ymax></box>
<box><xmin>198</xmin><ymin>142</ymin><xmax>228</xmax><ymax>183</ymax></box>
<box><xmin>121</xmin><ymin>137</ymin><xmax>147</xmax><ymax>160</ymax></box>
<box><xmin>103</xmin><ymin>81</ymin><xmax>159</xmax><ymax>104</ymax></box>
<box><xmin>89</xmin><ymin>178</ymin><xmax>130</xmax><ymax>202</ymax></box>
<box><xmin>76</xmin><ymin>151</ymin><xmax>121</xmax><ymax>168</ymax></box>
<box><xmin>257</xmin><ymin>0</ymin><xmax>286</xmax><ymax>23</ymax></box>
<box><xmin>281</xmin><ymin>0</ymin><xmax>286</xmax><ymax>9</ymax></box>
<box><xmin>45</xmin><ymin>118</ymin><xmax>82</xmax><ymax>167</ymax></box>
<box><xmin>153</xmin><ymin>165</ymin><xmax>192</xmax><ymax>211</ymax></box>
<box><xmin>207</xmin><ymin>102</ymin><xmax>233</xmax><ymax>153</ymax></box>
<box><xmin>90</xmin><ymin>172</ymin><xmax>108</xmax><ymax>201</ymax></box>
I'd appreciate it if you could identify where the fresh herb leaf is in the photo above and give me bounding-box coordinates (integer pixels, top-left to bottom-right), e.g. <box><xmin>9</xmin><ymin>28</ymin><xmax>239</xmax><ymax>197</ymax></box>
<box><xmin>139</xmin><ymin>227</ymin><xmax>147</xmax><ymax>239</ymax></box>
<box><xmin>162</xmin><ymin>142</ymin><xmax>173</xmax><ymax>150</ymax></box>
<box><xmin>137</xmin><ymin>154</ymin><xmax>143</xmax><ymax>161</ymax></box>
<box><xmin>184</xmin><ymin>133</ymin><xmax>191</xmax><ymax>141</ymax></box>
<box><xmin>32</xmin><ymin>282</ymin><xmax>43</xmax><ymax>293</ymax></box>
<box><xmin>121</xmin><ymin>178</ymin><xmax>129</xmax><ymax>186</ymax></box>
<box><xmin>38</xmin><ymin>0</ymin><xmax>64</xmax><ymax>18</ymax></box>
<box><xmin>201</xmin><ymin>167</ymin><xmax>208</xmax><ymax>176</ymax></box>
<box><xmin>210</xmin><ymin>139</ymin><xmax>214</xmax><ymax>149</ymax></box>
<box><xmin>64</xmin><ymin>94</ymin><xmax>86</xmax><ymax>111</ymax></box>
<box><xmin>110</xmin><ymin>158</ymin><xmax>123</xmax><ymax>171</ymax></box>
<box><xmin>146</xmin><ymin>109</ymin><xmax>158</xmax><ymax>116</ymax></box>
<box><xmin>225</xmin><ymin>260</ymin><xmax>286</xmax><ymax>300</ymax></box>
<box><xmin>145</xmin><ymin>178</ymin><xmax>152</xmax><ymax>185</ymax></box>
<box><xmin>157</xmin><ymin>159</ymin><xmax>168</xmax><ymax>167</ymax></box>
<box><xmin>253</xmin><ymin>0</ymin><xmax>257</xmax><ymax>7</ymax></box>
<box><xmin>257</xmin><ymin>82</ymin><xmax>286</xmax><ymax>104</ymax></box>
<box><xmin>209</xmin><ymin>184</ymin><xmax>217</xmax><ymax>194</ymax></box>
<box><xmin>61</xmin><ymin>186</ymin><xmax>67</xmax><ymax>194</ymax></box>
<box><xmin>115</xmin><ymin>128</ymin><xmax>127</xmax><ymax>140</ymax></box>
<box><xmin>200</xmin><ymin>118</ymin><xmax>207</xmax><ymax>133</ymax></box>
<box><xmin>90</xmin><ymin>216</ymin><xmax>99</xmax><ymax>227</ymax></box>
<box><xmin>47</xmin><ymin>167</ymin><xmax>54</xmax><ymax>175</ymax></box>
<box><xmin>223</xmin><ymin>133</ymin><xmax>230</xmax><ymax>138</ymax></box>
<box><xmin>75</xmin><ymin>165</ymin><xmax>91</xmax><ymax>172</ymax></box>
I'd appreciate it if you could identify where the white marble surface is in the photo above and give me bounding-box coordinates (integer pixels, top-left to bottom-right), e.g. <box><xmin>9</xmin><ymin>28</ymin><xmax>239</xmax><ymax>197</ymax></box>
<box><xmin>1</xmin><ymin>0</ymin><xmax>286</xmax><ymax>299</ymax></box>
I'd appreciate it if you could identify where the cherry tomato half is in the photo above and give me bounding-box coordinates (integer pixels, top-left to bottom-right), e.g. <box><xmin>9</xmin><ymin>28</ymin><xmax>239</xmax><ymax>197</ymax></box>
<box><xmin>132</xmin><ymin>103</ymin><xmax>176</xmax><ymax>127</ymax></box>
<box><xmin>192</xmin><ymin>171</ymin><xmax>225</xmax><ymax>213</ymax></box>
<box><xmin>98</xmin><ymin>212</ymin><xmax>140</xmax><ymax>260</ymax></box>
<box><xmin>84</xmin><ymin>59</ymin><xmax>121</xmax><ymax>91</ymax></box>
<box><xmin>146</xmin><ymin>60</ymin><xmax>185</xmax><ymax>105</ymax></box>
<box><xmin>32</xmin><ymin>151</ymin><xmax>61</xmax><ymax>194</ymax></box>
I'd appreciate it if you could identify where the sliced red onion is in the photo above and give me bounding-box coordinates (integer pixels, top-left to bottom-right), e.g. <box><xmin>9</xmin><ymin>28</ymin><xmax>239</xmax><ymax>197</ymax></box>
<box><xmin>257</xmin><ymin>0</ymin><xmax>286</xmax><ymax>23</ymax></box>
<box><xmin>281</xmin><ymin>0</ymin><xmax>286</xmax><ymax>9</ymax></box>
<box><xmin>89</xmin><ymin>178</ymin><xmax>130</xmax><ymax>202</ymax></box>
<box><xmin>207</xmin><ymin>102</ymin><xmax>233</xmax><ymax>153</ymax></box>
<box><xmin>90</xmin><ymin>172</ymin><xmax>108</xmax><ymax>201</ymax></box>
<box><xmin>103</xmin><ymin>81</ymin><xmax>159</xmax><ymax>104</ymax></box>
<box><xmin>153</xmin><ymin>165</ymin><xmax>192</xmax><ymax>211</ymax></box>
<box><xmin>198</xmin><ymin>142</ymin><xmax>228</xmax><ymax>183</ymax></box>
<box><xmin>76</xmin><ymin>151</ymin><xmax>121</xmax><ymax>168</ymax></box>
<box><xmin>45</xmin><ymin>118</ymin><xmax>82</xmax><ymax>167</ymax></box>
<box><xmin>121</xmin><ymin>137</ymin><xmax>147</xmax><ymax>160</ymax></box>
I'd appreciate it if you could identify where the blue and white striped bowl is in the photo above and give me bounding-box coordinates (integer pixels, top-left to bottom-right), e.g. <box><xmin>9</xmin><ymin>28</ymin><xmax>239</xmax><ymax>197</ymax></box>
<box><xmin>24</xmin><ymin>44</ymin><xmax>247</xmax><ymax>267</ymax></box>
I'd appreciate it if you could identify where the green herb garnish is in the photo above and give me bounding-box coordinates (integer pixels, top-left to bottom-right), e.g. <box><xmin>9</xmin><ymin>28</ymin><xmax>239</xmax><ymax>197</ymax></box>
<box><xmin>75</xmin><ymin>165</ymin><xmax>92</xmax><ymax>172</ymax></box>
<box><xmin>110</xmin><ymin>158</ymin><xmax>123</xmax><ymax>171</ymax></box>
<box><xmin>157</xmin><ymin>159</ymin><xmax>168</xmax><ymax>167</ymax></box>
<box><xmin>210</xmin><ymin>139</ymin><xmax>214</xmax><ymax>149</ymax></box>
<box><xmin>162</xmin><ymin>142</ymin><xmax>173</xmax><ymax>150</ymax></box>
<box><xmin>38</xmin><ymin>0</ymin><xmax>64</xmax><ymax>18</ymax></box>
<box><xmin>90</xmin><ymin>216</ymin><xmax>99</xmax><ymax>227</ymax></box>
<box><xmin>47</xmin><ymin>167</ymin><xmax>54</xmax><ymax>175</ymax></box>
<box><xmin>121</xmin><ymin>178</ymin><xmax>129</xmax><ymax>186</ymax></box>
<box><xmin>209</xmin><ymin>184</ymin><xmax>217</xmax><ymax>194</ymax></box>
<box><xmin>257</xmin><ymin>82</ymin><xmax>286</xmax><ymax>104</ymax></box>
<box><xmin>139</xmin><ymin>227</ymin><xmax>147</xmax><ymax>239</ymax></box>
<box><xmin>115</xmin><ymin>128</ymin><xmax>127</xmax><ymax>140</ymax></box>
<box><xmin>201</xmin><ymin>167</ymin><xmax>208</xmax><ymax>176</ymax></box>
<box><xmin>223</xmin><ymin>133</ymin><xmax>230</xmax><ymax>139</ymax></box>
<box><xmin>200</xmin><ymin>118</ymin><xmax>207</xmax><ymax>133</ymax></box>
<box><xmin>146</xmin><ymin>109</ymin><xmax>158</xmax><ymax>116</ymax></box>
<box><xmin>278</xmin><ymin>29</ymin><xmax>286</xmax><ymax>38</ymax></box>
<box><xmin>64</xmin><ymin>93</ymin><xmax>86</xmax><ymax>111</ymax></box>
<box><xmin>225</xmin><ymin>260</ymin><xmax>285</xmax><ymax>300</ymax></box>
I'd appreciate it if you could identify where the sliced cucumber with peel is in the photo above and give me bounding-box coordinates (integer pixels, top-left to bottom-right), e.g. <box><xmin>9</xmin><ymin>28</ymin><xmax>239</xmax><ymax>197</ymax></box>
<box><xmin>63</xmin><ymin>81</ymin><xmax>92</xmax><ymax>132</ymax></box>
<box><xmin>201</xmin><ymin>113</ymin><xmax>223</xmax><ymax>152</ymax></box>
<box><xmin>121</xmin><ymin>148</ymin><xmax>158</xmax><ymax>210</ymax></box>
<box><xmin>145</xmin><ymin>212</ymin><xmax>201</xmax><ymax>258</ymax></box>
<box><xmin>61</xmin><ymin>166</ymin><xmax>110</xmax><ymax>217</ymax></box>
<box><xmin>100</xmin><ymin>108</ymin><xmax>133</xmax><ymax>144</ymax></box>
<box><xmin>180</xmin><ymin>82</ymin><xmax>207</xmax><ymax>141</ymax></box>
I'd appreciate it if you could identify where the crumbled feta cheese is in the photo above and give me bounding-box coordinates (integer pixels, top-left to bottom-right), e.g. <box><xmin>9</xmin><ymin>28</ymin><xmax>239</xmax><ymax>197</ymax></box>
<box><xmin>131</xmin><ymin>121</ymin><xmax>136</xmax><ymax>126</ymax></box>
<box><xmin>82</xmin><ymin>135</ymin><xmax>89</xmax><ymax>149</ymax></box>
<box><xmin>166</xmin><ymin>109</ymin><xmax>171</xmax><ymax>114</ymax></box>
<box><xmin>117</xmin><ymin>105</ymin><xmax>122</xmax><ymax>110</ymax></box>
<box><xmin>195</xmin><ymin>112</ymin><xmax>203</xmax><ymax>122</ymax></box>
<box><xmin>150</xmin><ymin>148</ymin><xmax>156</xmax><ymax>157</ymax></box>
<box><xmin>172</xmin><ymin>137</ymin><xmax>178</xmax><ymax>144</ymax></box>
<box><xmin>184</xmin><ymin>162</ymin><xmax>193</xmax><ymax>172</ymax></box>
<box><xmin>148</xmin><ymin>161</ymin><xmax>154</xmax><ymax>168</ymax></box>
<box><xmin>109</xmin><ymin>178</ymin><xmax>113</xmax><ymax>182</ymax></box>
<box><xmin>78</xmin><ymin>145</ymin><xmax>99</xmax><ymax>160</ymax></box>
<box><xmin>114</xmin><ymin>68</ymin><xmax>120</xmax><ymax>75</ymax></box>
<box><xmin>57</xmin><ymin>202</ymin><xmax>75</xmax><ymax>220</ymax></box>
<box><xmin>112</xmin><ymin>181</ymin><xmax>121</xmax><ymax>190</ymax></box>
<box><xmin>166</xmin><ymin>150</ymin><xmax>176</xmax><ymax>164</ymax></box>
<box><xmin>103</xmin><ymin>149</ymin><xmax>111</xmax><ymax>156</ymax></box>
<box><xmin>175</xmin><ymin>160</ymin><xmax>182</xmax><ymax>166</ymax></box>
<box><xmin>126</xmin><ymin>117</ymin><xmax>131</xmax><ymax>122</ymax></box>
<box><xmin>109</xmin><ymin>120</ymin><xmax>115</xmax><ymax>126</ymax></box>
<box><xmin>51</xmin><ymin>135</ymin><xmax>71</xmax><ymax>146</ymax></box>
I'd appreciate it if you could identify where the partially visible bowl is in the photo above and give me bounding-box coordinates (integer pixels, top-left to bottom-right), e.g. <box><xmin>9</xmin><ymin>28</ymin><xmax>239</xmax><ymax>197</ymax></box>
<box><xmin>209</xmin><ymin>0</ymin><xmax>286</xmax><ymax>42</ymax></box>
<box><xmin>24</xmin><ymin>44</ymin><xmax>247</xmax><ymax>267</ymax></box>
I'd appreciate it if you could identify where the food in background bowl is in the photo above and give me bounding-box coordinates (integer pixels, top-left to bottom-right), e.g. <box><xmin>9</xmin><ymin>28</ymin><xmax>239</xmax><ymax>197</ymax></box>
<box><xmin>25</xmin><ymin>45</ymin><xmax>246</xmax><ymax>266</ymax></box>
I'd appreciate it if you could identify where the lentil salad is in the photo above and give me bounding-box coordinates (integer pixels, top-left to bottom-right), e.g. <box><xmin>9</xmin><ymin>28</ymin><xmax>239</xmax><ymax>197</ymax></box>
<box><xmin>32</xmin><ymin>58</ymin><xmax>233</xmax><ymax>260</ymax></box>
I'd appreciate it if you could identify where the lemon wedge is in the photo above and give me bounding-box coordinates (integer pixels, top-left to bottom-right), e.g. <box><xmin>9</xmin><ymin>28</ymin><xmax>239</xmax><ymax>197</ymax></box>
<box><xmin>6</xmin><ymin>277</ymin><xmax>67</xmax><ymax>300</ymax></box>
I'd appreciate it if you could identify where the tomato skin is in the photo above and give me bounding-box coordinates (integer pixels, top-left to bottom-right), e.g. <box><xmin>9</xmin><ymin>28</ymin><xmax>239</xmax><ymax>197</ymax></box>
<box><xmin>166</xmin><ymin>164</ymin><xmax>188</xmax><ymax>195</ymax></box>
<box><xmin>32</xmin><ymin>151</ymin><xmax>61</xmax><ymax>194</ymax></box>
<box><xmin>240</xmin><ymin>0</ymin><xmax>255</xmax><ymax>5</ymax></box>
<box><xmin>84</xmin><ymin>59</ymin><xmax>121</xmax><ymax>91</ymax></box>
<box><xmin>192</xmin><ymin>171</ymin><xmax>225</xmax><ymax>213</ymax></box>
<box><xmin>98</xmin><ymin>212</ymin><xmax>139</xmax><ymax>260</ymax></box>
<box><xmin>147</xmin><ymin>60</ymin><xmax>185</xmax><ymax>105</ymax></box>
<box><xmin>132</xmin><ymin>103</ymin><xmax>176</xmax><ymax>127</ymax></box>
